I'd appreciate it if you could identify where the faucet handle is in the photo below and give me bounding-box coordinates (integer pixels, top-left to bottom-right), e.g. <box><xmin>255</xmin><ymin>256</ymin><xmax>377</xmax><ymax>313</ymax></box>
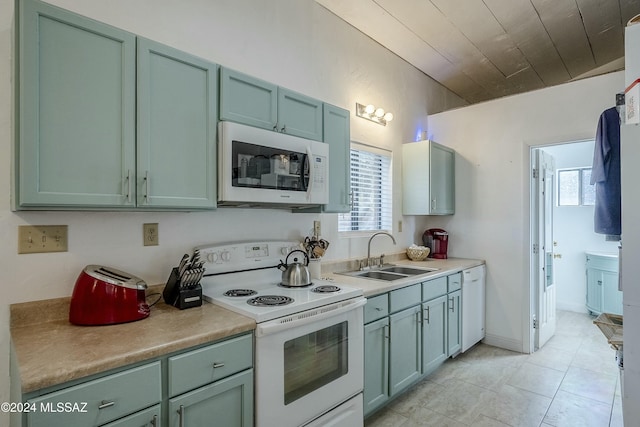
<box><xmin>379</xmin><ymin>254</ymin><xmax>385</xmax><ymax>267</ymax></box>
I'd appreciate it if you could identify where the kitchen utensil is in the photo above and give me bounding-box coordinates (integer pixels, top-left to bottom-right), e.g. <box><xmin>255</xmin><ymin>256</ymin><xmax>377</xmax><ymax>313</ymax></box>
<box><xmin>69</xmin><ymin>265</ymin><xmax>150</xmax><ymax>325</ymax></box>
<box><xmin>277</xmin><ymin>249</ymin><xmax>312</xmax><ymax>287</ymax></box>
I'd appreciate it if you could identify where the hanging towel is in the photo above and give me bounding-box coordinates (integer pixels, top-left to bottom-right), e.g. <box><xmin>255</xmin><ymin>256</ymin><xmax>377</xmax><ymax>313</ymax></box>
<box><xmin>591</xmin><ymin>107</ymin><xmax>621</xmax><ymax>237</ymax></box>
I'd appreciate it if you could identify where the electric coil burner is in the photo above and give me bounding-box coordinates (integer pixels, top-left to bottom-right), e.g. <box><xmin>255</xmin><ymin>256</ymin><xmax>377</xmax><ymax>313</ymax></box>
<box><xmin>224</xmin><ymin>289</ymin><xmax>258</xmax><ymax>297</ymax></box>
<box><xmin>247</xmin><ymin>295</ymin><xmax>294</xmax><ymax>307</ymax></box>
<box><xmin>311</xmin><ymin>285</ymin><xmax>341</xmax><ymax>293</ymax></box>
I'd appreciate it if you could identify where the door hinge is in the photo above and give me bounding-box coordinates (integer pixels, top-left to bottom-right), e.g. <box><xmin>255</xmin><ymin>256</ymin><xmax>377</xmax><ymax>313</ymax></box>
<box><xmin>532</xmin><ymin>315</ymin><xmax>537</xmax><ymax>329</ymax></box>
<box><xmin>533</xmin><ymin>243</ymin><xmax>539</xmax><ymax>254</ymax></box>
<box><xmin>532</xmin><ymin>168</ymin><xmax>539</xmax><ymax>179</ymax></box>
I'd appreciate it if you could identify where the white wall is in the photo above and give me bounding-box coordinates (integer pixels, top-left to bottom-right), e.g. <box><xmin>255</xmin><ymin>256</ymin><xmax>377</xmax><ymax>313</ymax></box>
<box><xmin>543</xmin><ymin>142</ymin><xmax>619</xmax><ymax>313</ymax></box>
<box><xmin>426</xmin><ymin>71</ymin><xmax>624</xmax><ymax>352</ymax></box>
<box><xmin>0</xmin><ymin>0</ymin><xmax>466</xmax><ymax>415</ymax></box>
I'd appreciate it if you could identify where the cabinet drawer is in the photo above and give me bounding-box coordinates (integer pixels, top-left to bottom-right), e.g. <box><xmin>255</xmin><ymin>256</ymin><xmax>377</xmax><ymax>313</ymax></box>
<box><xmin>586</xmin><ymin>254</ymin><xmax>618</xmax><ymax>272</ymax></box>
<box><xmin>27</xmin><ymin>362</ymin><xmax>161</xmax><ymax>427</ymax></box>
<box><xmin>101</xmin><ymin>404</ymin><xmax>160</xmax><ymax>427</ymax></box>
<box><xmin>447</xmin><ymin>273</ymin><xmax>462</xmax><ymax>292</ymax></box>
<box><xmin>422</xmin><ymin>277</ymin><xmax>447</xmax><ymax>301</ymax></box>
<box><xmin>168</xmin><ymin>333</ymin><xmax>253</xmax><ymax>397</ymax></box>
<box><xmin>390</xmin><ymin>284</ymin><xmax>421</xmax><ymax>313</ymax></box>
<box><xmin>365</xmin><ymin>294</ymin><xmax>389</xmax><ymax>323</ymax></box>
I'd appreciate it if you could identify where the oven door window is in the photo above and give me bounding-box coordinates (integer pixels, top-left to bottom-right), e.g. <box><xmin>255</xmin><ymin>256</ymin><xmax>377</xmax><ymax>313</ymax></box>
<box><xmin>232</xmin><ymin>140</ymin><xmax>309</xmax><ymax>191</ymax></box>
<box><xmin>283</xmin><ymin>321</ymin><xmax>348</xmax><ymax>405</ymax></box>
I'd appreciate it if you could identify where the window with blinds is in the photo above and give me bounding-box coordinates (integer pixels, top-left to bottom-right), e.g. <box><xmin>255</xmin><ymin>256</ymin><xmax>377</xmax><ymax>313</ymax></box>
<box><xmin>338</xmin><ymin>145</ymin><xmax>392</xmax><ymax>232</ymax></box>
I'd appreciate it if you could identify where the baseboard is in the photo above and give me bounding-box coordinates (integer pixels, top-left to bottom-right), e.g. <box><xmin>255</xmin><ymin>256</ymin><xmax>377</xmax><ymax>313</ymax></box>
<box><xmin>556</xmin><ymin>302</ymin><xmax>589</xmax><ymax>313</ymax></box>
<box><xmin>482</xmin><ymin>333</ymin><xmax>524</xmax><ymax>353</ymax></box>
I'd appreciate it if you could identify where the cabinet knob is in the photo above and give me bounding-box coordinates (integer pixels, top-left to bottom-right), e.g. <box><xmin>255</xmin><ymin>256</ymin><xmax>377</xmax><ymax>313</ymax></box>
<box><xmin>213</xmin><ymin>362</ymin><xmax>225</xmax><ymax>369</ymax></box>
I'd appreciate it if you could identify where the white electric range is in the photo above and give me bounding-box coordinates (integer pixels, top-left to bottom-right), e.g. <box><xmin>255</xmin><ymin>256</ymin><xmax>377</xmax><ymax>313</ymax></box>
<box><xmin>197</xmin><ymin>240</ymin><xmax>365</xmax><ymax>427</ymax></box>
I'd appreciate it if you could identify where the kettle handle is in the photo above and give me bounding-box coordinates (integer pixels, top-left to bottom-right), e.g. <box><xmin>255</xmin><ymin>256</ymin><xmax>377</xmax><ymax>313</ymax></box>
<box><xmin>285</xmin><ymin>249</ymin><xmax>309</xmax><ymax>266</ymax></box>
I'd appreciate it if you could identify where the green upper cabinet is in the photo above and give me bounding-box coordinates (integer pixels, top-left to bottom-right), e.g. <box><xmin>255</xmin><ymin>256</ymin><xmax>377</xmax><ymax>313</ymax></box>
<box><xmin>277</xmin><ymin>88</ymin><xmax>323</xmax><ymax>141</ymax></box>
<box><xmin>402</xmin><ymin>140</ymin><xmax>455</xmax><ymax>215</ymax></box>
<box><xmin>219</xmin><ymin>67</ymin><xmax>323</xmax><ymax>141</ymax></box>
<box><xmin>219</xmin><ymin>67</ymin><xmax>278</xmax><ymax>130</ymax></box>
<box><xmin>321</xmin><ymin>104</ymin><xmax>351</xmax><ymax>212</ymax></box>
<box><xmin>16</xmin><ymin>0</ymin><xmax>218</xmax><ymax>210</ymax></box>
<box><xmin>136</xmin><ymin>38</ymin><xmax>217</xmax><ymax>209</ymax></box>
<box><xmin>17</xmin><ymin>0</ymin><xmax>136</xmax><ymax>208</ymax></box>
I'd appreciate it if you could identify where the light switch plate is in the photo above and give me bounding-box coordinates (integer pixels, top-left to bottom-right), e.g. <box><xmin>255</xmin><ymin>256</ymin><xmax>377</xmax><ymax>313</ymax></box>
<box><xmin>18</xmin><ymin>225</ymin><xmax>68</xmax><ymax>254</ymax></box>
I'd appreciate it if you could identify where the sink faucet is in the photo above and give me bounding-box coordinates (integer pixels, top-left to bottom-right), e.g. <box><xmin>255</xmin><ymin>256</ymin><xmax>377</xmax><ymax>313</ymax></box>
<box><xmin>366</xmin><ymin>232</ymin><xmax>397</xmax><ymax>269</ymax></box>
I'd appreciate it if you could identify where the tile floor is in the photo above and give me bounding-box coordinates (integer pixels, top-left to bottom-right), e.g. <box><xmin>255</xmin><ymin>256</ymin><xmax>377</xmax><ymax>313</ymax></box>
<box><xmin>365</xmin><ymin>310</ymin><xmax>623</xmax><ymax>427</ymax></box>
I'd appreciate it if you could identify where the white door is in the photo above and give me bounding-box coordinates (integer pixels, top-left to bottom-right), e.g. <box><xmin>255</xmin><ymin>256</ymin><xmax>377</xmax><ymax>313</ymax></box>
<box><xmin>533</xmin><ymin>149</ymin><xmax>556</xmax><ymax>350</ymax></box>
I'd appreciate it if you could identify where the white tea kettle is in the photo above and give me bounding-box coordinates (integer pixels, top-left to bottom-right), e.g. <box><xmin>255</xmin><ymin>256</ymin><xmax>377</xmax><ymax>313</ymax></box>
<box><xmin>278</xmin><ymin>250</ymin><xmax>312</xmax><ymax>287</ymax></box>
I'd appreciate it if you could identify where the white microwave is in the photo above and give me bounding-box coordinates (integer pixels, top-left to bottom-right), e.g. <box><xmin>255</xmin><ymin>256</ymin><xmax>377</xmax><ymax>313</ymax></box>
<box><xmin>218</xmin><ymin>121</ymin><xmax>329</xmax><ymax>208</ymax></box>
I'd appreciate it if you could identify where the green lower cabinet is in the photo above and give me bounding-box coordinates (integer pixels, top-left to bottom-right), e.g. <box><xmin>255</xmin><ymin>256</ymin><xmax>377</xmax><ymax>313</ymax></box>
<box><xmin>101</xmin><ymin>404</ymin><xmax>161</xmax><ymax>427</ymax></box>
<box><xmin>447</xmin><ymin>290</ymin><xmax>462</xmax><ymax>356</ymax></box>
<box><xmin>422</xmin><ymin>295</ymin><xmax>448</xmax><ymax>376</ymax></box>
<box><xmin>389</xmin><ymin>305</ymin><xmax>422</xmax><ymax>396</ymax></box>
<box><xmin>26</xmin><ymin>362</ymin><xmax>161</xmax><ymax>427</ymax></box>
<box><xmin>168</xmin><ymin>369</ymin><xmax>253</xmax><ymax>427</ymax></box>
<box><xmin>363</xmin><ymin>317</ymin><xmax>389</xmax><ymax>416</ymax></box>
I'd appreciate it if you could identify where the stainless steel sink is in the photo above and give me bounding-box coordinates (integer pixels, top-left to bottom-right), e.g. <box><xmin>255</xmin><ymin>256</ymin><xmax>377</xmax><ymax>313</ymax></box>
<box><xmin>379</xmin><ymin>266</ymin><xmax>438</xmax><ymax>275</ymax></box>
<box><xmin>336</xmin><ymin>264</ymin><xmax>439</xmax><ymax>281</ymax></box>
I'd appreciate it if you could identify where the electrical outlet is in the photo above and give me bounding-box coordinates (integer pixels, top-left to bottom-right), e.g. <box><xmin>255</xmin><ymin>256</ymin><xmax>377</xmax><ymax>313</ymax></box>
<box><xmin>18</xmin><ymin>225</ymin><xmax>68</xmax><ymax>254</ymax></box>
<box><xmin>313</xmin><ymin>220</ymin><xmax>321</xmax><ymax>237</ymax></box>
<box><xmin>143</xmin><ymin>223</ymin><xmax>159</xmax><ymax>246</ymax></box>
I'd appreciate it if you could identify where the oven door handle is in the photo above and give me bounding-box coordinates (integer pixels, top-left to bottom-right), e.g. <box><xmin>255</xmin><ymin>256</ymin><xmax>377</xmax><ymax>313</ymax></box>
<box><xmin>255</xmin><ymin>297</ymin><xmax>366</xmax><ymax>337</ymax></box>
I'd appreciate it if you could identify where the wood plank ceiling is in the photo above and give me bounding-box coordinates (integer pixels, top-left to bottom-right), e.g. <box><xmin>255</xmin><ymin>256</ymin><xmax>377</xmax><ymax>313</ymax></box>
<box><xmin>316</xmin><ymin>0</ymin><xmax>640</xmax><ymax>104</ymax></box>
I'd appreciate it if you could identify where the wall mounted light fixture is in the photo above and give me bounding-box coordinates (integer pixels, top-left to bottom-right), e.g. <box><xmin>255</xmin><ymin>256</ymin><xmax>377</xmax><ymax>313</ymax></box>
<box><xmin>355</xmin><ymin>103</ymin><xmax>394</xmax><ymax>126</ymax></box>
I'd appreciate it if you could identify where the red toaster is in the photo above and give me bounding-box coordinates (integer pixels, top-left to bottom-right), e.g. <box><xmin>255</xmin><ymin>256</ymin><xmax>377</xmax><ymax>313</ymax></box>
<box><xmin>69</xmin><ymin>265</ymin><xmax>150</xmax><ymax>326</ymax></box>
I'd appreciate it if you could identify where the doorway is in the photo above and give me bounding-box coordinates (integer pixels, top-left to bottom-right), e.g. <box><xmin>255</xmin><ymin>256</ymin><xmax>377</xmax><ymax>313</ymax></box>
<box><xmin>529</xmin><ymin>141</ymin><xmax>620</xmax><ymax>352</ymax></box>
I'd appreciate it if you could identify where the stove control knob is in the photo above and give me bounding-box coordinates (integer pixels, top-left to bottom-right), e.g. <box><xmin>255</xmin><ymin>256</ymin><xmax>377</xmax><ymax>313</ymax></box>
<box><xmin>206</xmin><ymin>252</ymin><xmax>218</xmax><ymax>263</ymax></box>
<box><xmin>281</xmin><ymin>247</ymin><xmax>289</xmax><ymax>255</ymax></box>
<box><xmin>221</xmin><ymin>250</ymin><xmax>231</xmax><ymax>262</ymax></box>
<box><xmin>289</xmin><ymin>246</ymin><xmax>298</xmax><ymax>254</ymax></box>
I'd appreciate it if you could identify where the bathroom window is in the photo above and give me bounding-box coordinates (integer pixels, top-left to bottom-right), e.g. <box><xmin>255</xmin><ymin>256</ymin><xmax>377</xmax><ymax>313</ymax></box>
<box><xmin>557</xmin><ymin>168</ymin><xmax>595</xmax><ymax>206</ymax></box>
<box><xmin>338</xmin><ymin>144</ymin><xmax>392</xmax><ymax>232</ymax></box>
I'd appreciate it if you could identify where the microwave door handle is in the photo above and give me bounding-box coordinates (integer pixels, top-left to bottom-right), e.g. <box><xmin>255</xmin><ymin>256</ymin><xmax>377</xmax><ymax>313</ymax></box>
<box><xmin>305</xmin><ymin>147</ymin><xmax>313</xmax><ymax>200</ymax></box>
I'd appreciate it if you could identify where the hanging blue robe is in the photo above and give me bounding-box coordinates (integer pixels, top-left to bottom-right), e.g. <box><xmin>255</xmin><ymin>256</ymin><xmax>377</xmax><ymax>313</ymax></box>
<box><xmin>591</xmin><ymin>107</ymin><xmax>621</xmax><ymax>238</ymax></box>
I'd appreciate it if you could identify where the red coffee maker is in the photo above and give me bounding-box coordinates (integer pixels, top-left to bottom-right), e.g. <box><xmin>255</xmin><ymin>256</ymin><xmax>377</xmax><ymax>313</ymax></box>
<box><xmin>423</xmin><ymin>229</ymin><xmax>449</xmax><ymax>259</ymax></box>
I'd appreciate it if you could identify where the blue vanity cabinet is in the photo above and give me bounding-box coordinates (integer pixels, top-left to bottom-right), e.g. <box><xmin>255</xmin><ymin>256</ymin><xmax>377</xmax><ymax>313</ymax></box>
<box><xmin>136</xmin><ymin>38</ymin><xmax>218</xmax><ymax>209</ymax></box>
<box><xmin>320</xmin><ymin>104</ymin><xmax>351</xmax><ymax>213</ymax></box>
<box><xmin>17</xmin><ymin>0</ymin><xmax>136</xmax><ymax>208</ymax></box>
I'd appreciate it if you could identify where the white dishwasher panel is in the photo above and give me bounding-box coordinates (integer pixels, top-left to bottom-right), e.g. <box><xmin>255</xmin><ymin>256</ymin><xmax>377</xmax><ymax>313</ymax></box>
<box><xmin>462</xmin><ymin>265</ymin><xmax>486</xmax><ymax>352</ymax></box>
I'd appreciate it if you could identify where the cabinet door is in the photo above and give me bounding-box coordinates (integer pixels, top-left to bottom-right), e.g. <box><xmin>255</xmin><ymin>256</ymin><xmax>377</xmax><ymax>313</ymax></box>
<box><xmin>422</xmin><ymin>296</ymin><xmax>448</xmax><ymax>375</ymax></box>
<box><xmin>430</xmin><ymin>142</ymin><xmax>455</xmax><ymax>215</ymax></box>
<box><xmin>277</xmin><ymin>88</ymin><xmax>323</xmax><ymax>141</ymax></box>
<box><xmin>586</xmin><ymin>268</ymin><xmax>603</xmax><ymax>315</ymax></box>
<box><xmin>168</xmin><ymin>369</ymin><xmax>253</xmax><ymax>427</ymax></box>
<box><xmin>18</xmin><ymin>0</ymin><xmax>136</xmax><ymax>208</ymax></box>
<box><xmin>447</xmin><ymin>290</ymin><xmax>462</xmax><ymax>356</ymax></box>
<box><xmin>137</xmin><ymin>38</ymin><xmax>217</xmax><ymax>209</ymax></box>
<box><xmin>364</xmin><ymin>317</ymin><xmax>389</xmax><ymax>416</ymax></box>
<box><xmin>602</xmin><ymin>270</ymin><xmax>623</xmax><ymax>315</ymax></box>
<box><xmin>100</xmin><ymin>404</ymin><xmax>161</xmax><ymax>427</ymax></box>
<box><xmin>321</xmin><ymin>104</ymin><xmax>351</xmax><ymax>212</ymax></box>
<box><xmin>219</xmin><ymin>68</ymin><xmax>277</xmax><ymax>130</ymax></box>
<box><xmin>389</xmin><ymin>305</ymin><xmax>421</xmax><ymax>396</ymax></box>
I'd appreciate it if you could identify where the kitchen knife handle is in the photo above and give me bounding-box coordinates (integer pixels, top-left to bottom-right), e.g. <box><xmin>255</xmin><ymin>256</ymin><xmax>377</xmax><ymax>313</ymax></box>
<box><xmin>178</xmin><ymin>405</ymin><xmax>185</xmax><ymax>427</ymax></box>
<box><xmin>98</xmin><ymin>400</ymin><xmax>115</xmax><ymax>410</ymax></box>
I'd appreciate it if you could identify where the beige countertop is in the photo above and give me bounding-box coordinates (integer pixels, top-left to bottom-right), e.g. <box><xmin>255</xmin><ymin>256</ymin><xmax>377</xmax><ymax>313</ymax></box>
<box><xmin>11</xmin><ymin>256</ymin><xmax>483</xmax><ymax>395</ymax></box>
<box><xmin>323</xmin><ymin>256</ymin><xmax>485</xmax><ymax>297</ymax></box>
<box><xmin>10</xmin><ymin>293</ymin><xmax>256</xmax><ymax>394</ymax></box>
